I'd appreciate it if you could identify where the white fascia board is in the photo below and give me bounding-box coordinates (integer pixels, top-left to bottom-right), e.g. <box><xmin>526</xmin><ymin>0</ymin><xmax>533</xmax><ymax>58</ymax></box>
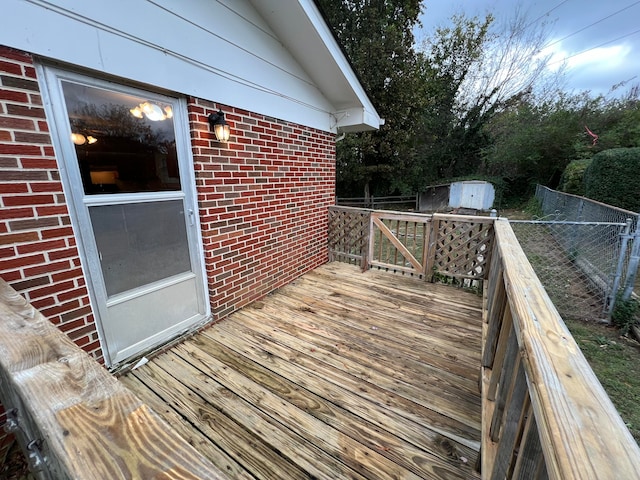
<box><xmin>332</xmin><ymin>107</ymin><xmax>384</xmax><ymax>133</ymax></box>
<box><xmin>251</xmin><ymin>0</ymin><xmax>383</xmax><ymax>132</ymax></box>
<box><xmin>298</xmin><ymin>0</ymin><xmax>383</xmax><ymax>131</ymax></box>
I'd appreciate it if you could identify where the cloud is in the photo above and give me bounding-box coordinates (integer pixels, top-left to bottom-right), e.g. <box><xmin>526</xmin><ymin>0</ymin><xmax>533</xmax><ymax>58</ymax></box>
<box><xmin>418</xmin><ymin>0</ymin><xmax>640</xmax><ymax>97</ymax></box>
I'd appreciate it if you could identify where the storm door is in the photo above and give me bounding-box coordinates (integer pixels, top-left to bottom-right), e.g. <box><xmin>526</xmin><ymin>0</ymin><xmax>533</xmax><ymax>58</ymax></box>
<box><xmin>39</xmin><ymin>67</ymin><xmax>208</xmax><ymax>366</ymax></box>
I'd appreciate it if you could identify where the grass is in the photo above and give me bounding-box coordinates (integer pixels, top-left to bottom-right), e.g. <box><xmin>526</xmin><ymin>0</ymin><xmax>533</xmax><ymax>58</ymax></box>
<box><xmin>564</xmin><ymin>318</ymin><xmax>640</xmax><ymax>444</ymax></box>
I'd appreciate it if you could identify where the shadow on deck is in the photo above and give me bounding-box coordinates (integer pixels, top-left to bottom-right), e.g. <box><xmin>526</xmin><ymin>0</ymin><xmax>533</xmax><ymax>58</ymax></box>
<box><xmin>122</xmin><ymin>262</ymin><xmax>483</xmax><ymax>479</ymax></box>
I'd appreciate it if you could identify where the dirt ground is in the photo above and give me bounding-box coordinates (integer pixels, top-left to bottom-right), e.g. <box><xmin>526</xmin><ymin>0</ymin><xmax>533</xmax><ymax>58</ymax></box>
<box><xmin>0</xmin><ymin>442</ymin><xmax>33</xmax><ymax>480</ymax></box>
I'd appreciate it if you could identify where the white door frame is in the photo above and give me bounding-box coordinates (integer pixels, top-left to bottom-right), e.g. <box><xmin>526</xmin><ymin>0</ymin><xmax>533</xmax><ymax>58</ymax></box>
<box><xmin>37</xmin><ymin>63</ymin><xmax>209</xmax><ymax>367</ymax></box>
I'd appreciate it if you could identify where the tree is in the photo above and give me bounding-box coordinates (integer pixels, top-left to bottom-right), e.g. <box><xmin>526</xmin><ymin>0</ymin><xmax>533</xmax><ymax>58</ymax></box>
<box><xmin>316</xmin><ymin>0</ymin><xmax>427</xmax><ymax>197</ymax></box>
<box><xmin>584</xmin><ymin>147</ymin><xmax>640</xmax><ymax>212</ymax></box>
<box><xmin>413</xmin><ymin>9</ymin><xmax>561</xmax><ymax>189</ymax></box>
<box><xmin>485</xmin><ymin>87</ymin><xmax>640</xmax><ymax>199</ymax></box>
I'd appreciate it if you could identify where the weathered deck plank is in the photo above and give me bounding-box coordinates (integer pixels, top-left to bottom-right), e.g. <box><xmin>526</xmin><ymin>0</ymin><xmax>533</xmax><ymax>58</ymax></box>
<box><xmin>122</xmin><ymin>262</ymin><xmax>484</xmax><ymax>479</ymax></box>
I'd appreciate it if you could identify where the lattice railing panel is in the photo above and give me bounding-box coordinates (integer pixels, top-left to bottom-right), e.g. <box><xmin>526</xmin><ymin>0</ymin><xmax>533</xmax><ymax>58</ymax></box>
<box><xmin>328</xmin><ymin>206</ymin><xmax>370</xmax><ymax>266</ymax></box>
<box><xmin>432</xmin><ymin>216</ymin><xmax>495</xmax><ymax>280</ymax></box>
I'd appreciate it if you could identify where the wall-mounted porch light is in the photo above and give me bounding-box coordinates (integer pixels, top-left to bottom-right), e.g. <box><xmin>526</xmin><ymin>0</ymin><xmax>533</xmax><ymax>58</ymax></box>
<box><xmin>208</xmin><ymin>110</ymin><xmax>230</xmax><ymax>143</ymax></box>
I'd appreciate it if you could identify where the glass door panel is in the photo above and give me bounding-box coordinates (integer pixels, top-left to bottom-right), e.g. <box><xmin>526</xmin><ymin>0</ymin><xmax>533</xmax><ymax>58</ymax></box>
<box><xmin>61</xmin><ymin>80</ymin><xmax>181</xmax><ymax>195</ymax></box>
<box><xmin>88</xmin><ymin>201</ymin><xmax>191</xmax><ymax>296</ymax></box>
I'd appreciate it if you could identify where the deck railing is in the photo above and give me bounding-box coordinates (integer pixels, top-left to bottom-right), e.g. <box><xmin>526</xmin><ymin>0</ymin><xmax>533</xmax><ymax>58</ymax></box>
<box><xmin>0</xmin><ymin>279</ymin><xmax>227</xmax><ymax>479</ymax></box>
<box><xmin>483</xmin><ymin>219</ymin><xmax>640</xmax><ymax>479</ymax></box>
<box><xmin>328</xmin><ymin>207</ymin><xmax>640</xmax><ymax>479</ymax></box>
<box><xmin>328</xmin><ymin>206</ymin><xmax>494</xmax><ymax>283</ymax></box>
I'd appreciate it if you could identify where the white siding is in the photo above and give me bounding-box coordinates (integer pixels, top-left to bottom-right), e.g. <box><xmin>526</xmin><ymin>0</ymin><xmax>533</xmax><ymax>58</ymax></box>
<box><xmin>1</xmin><ymin>0</ymin><xmax>379</xmax><ymax>132</ymax></box>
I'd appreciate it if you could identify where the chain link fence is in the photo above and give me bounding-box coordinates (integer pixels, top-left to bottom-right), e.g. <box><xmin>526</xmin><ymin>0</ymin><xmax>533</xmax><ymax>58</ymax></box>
<box><xmin>507</xmin><ymin>186</ymin><xmax>640</xmax><ymax>322</ymax></box>
<box><xmin>510</xmin><ymin>220</ymin><xmax>628</xmax><ymax>322</ymax></box>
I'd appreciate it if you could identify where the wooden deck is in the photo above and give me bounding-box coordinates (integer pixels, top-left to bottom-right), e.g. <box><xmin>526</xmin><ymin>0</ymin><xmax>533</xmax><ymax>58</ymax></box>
<box><xmin>121</xmin><ymin>262</ymin><xmax>483</xmax><ymax>479</ymax></box>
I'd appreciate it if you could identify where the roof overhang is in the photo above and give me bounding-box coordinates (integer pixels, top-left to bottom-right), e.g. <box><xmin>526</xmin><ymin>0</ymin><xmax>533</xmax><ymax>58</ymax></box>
<box><xmin>249</xmin><ymin>0</ymin><xmax>383</xmax><ymax>133</ymax></box>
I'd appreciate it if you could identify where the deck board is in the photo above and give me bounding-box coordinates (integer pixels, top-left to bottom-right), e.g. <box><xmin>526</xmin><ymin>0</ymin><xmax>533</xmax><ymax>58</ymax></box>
<box><xmin>121</xmin><ymin>262</ymin><xmax>483</xmax><ymax>479</ymax></box>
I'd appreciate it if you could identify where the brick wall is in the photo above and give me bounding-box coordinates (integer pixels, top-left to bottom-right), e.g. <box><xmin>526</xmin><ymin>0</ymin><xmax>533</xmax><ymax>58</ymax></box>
<box><xmin>189</xmin><ymin>98</ymin><xmax>335</xmax><ymax>318</ymax></box>
<box><xmin>0</xmin><ymin>46</ymin><xmax>102</xmax><ymax>359</ymax></box>
<box><xmin>0</xmin><ymin>44</ymin><xmax>336</xmax><ymax>460</ymax></box>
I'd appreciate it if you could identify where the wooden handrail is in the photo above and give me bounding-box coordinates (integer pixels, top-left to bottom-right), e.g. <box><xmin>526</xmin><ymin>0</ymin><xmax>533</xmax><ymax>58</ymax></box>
<box><xmin>0</xmin><ymin>279</ymin><xmax>228</xmax><ymax>479</ymax></box>
<box><xmin>482</xmin><ymin>219</ymin><xmax>640</xmax><ymax>479</ymax></box>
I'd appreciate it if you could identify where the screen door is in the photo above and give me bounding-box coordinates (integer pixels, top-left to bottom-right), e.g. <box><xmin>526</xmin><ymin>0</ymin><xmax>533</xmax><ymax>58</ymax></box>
<box><xmin>40</xmin><ymin>67</ymin><xmax>208</xmax><ymax>366</ymax></box>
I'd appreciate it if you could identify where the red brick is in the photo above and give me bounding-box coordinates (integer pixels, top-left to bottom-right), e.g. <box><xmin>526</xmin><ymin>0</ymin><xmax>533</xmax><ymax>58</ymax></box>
<box><xmin>30</xmin><ymin>296</ymin><xmax>56</xmax><ymax>310</ymax></box>
<box><xmin>29</xmin><ymin>281</ymin><xmax>75</xmax><ymax>300</ymax></box>
<box><xmin>35</xmin><ymin>205</ymin><xmax>68</xmax><ymax>216</ymax></box>
<box><xmin>0</xmin><ymin>46</ymin><xmax>32</xmax><ymax>62</ymax></box>
<box><xmin>0</xmin><ymin>60</ymin><xmax>23</xmax><ymax>75</ymax></box>
<box><xmin>0</xmin><ymin>158</ymin><xmax>18</xmax><ymax>168</ymax></box>
<box><xmin>52</xmin><ymin>267</ymin><xmax>84</xmax><ymax>282</ymax></box>
<box><xmin>0</xmin><ymin>207</ymin><xmax>34</xmax><ymax>219</ymax></box>
<box><xmin>20</xmin><ymin>158</ymin><xmax>58</xmax><ymax>169</ymax></box>
<box><xmin>40</xmin><ymin>226</ymin><xmax>74</xmax><ymax>239</ymax></box>
<box><xmin>0</xmin><ymin>253</ymin><xmax>45</xmax><ymax>271</ymax></box>
<box><xmin>23</xmin><ymin>259</ymin><xmax>71</xmax><ymax>277</ymax></box>
<box><xmin>0</xmin><ymin>182</ymin><xmax>29</xmax><ymax>193</ymax></box>
<box><xmin>29</xmin><ymin>181</ymin><xmax>62</xmax><ymax>193</ymax></box>
<box><xmin>0</xmin><ymin>143</ymin><xmax>41</xmax><ymax>155</ymax></box>
<box><xmin>0</xmin><ymin>89</ymin><xmax>28</xmax><ymax>103</ymax></box>
<box><xmin>57</xmin><ymin>287</ymin><xmax>88</xmax><ymax>303</ymax></box>
<box><xmin>3</xmin><ymin>194</ymin><xmax>54</xmax><ymax>206</ymax></box>
<box><xmin>0</xmin><ymin>231</ymin><xmax>38</xmax><ymax>245</ymax></box>
<box><xmin>0</xmin><ymin>116</ymin><xmax>35</xmax><ymax>130</ymax></box>
<box><xmin>23</xmin><ymin>66</ymin><xmax>37</xmax><ymax>79</ymax></box>
<box><xmin>9</xmin><ymin>217</ymin><xmax>59</xmax><ymax>231</ymax></box>
<box><xmin>0</xmin><ymin>76</ymin><xmax>38</xmax><ymax>92</ymax></box>
<box><xmin>6</xmin><ymin>104</ymin><xmax>45</xmax><ymax>119</ymax></box>
<box><xmin>14</xmin><ymin>131</ymin><xmax>51</xmax><ymax>144</ymax></box>
<box><xmin>41</xmin><ymin>299</ymin><xmax>81</xmax><ymax>318</ymax></box>
<box><xmin>10</xmin><ymin>275</ymin><xmax>50</xmax><ymax>290</ymax></box>
<box><xmin>16</xmin><ymin>239</ymin><xmax>66</xmax><ymax>254</ymax></box>
<box><xmin>0</xmin><ymin>170</ymin><xmax>50</xmax><ymax>181</ymax></box>
<box><xmin>48</xmin><ymin>247</ymin><xmax>78</xmax><ymax>261</ymax></box>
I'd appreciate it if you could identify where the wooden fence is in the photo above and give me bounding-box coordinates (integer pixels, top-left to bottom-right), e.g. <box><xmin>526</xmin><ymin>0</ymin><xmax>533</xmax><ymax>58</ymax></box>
<box><xmin>328</xmin><ymin>206</ymin><xmax>640</xmax><ymax>478</ymax></box>
<box><xmin>328</xmin><ymin>205</ymin><xmax>495</xmax><ymax>283</ymax></box>
<box><xmin>0</xmin><ymin>279</ymin><xmax>227</xmax><ymax>479</ymax></box>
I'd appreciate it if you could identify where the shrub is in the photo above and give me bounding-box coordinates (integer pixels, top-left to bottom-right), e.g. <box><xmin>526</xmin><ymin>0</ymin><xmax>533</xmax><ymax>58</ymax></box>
<box><xmin>612</xmin><ymin>294</ymin><xmax>639</xmax><ymax>335</ymax></box>
<box><xmin>584</xmin><ymin>148</ymin><xmax>640</xmax><ymax>212</ymax></box>
<box><xmin>559</xmin><ymin>158</ymin><xmax>592</xmax><ymax>195</ymax></box>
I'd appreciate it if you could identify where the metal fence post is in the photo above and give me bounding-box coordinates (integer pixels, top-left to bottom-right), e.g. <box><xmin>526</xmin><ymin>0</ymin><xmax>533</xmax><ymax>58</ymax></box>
<box><xmin>622</xmin><ymin>215</ymin><xmax>640</xmax><ymax>300</ymax></box>
<box><xmin>609</xmin><ymin>220</ymin><xmax>633</xmax><ymax>317</ymax></box>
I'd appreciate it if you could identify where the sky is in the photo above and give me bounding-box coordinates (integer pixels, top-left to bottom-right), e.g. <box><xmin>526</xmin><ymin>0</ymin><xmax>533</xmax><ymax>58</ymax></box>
<box><xmin>416</xmin><ymin>0</ymin><xmax>640</xmax><ymax>98</ymax></box>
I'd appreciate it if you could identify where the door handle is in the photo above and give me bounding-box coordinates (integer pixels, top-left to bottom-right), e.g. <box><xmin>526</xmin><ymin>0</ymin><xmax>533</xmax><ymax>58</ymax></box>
<box><xmin>188</xmin><ymin>209</ymin><xmax>195</xmax><ymax>226</ymax></box>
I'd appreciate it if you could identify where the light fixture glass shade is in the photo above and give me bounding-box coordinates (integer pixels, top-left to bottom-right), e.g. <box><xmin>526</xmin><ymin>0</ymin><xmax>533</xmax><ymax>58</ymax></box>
<box><xmin>141</xmin><ymin>102</ymin><xmax>165</xmax><ymax>121</ymax></box>
<box><xmin>129</xmin><ymin>106</ymin><xmax>143</xmax><ymax>118</ymax></box>
<box><xmin>130</xmin><ymin>102</ymin><xmax>172</xmax><ymax>121</ymax></box>
<box><xmin>214</xmin><ymin>123</ymin><xmax>230</xmax><ymax>142</ymax></box>
<box><xmin>208</xmin><ymin>110</ymin><xmax>230</xmax><ymax>142</ymax></box>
